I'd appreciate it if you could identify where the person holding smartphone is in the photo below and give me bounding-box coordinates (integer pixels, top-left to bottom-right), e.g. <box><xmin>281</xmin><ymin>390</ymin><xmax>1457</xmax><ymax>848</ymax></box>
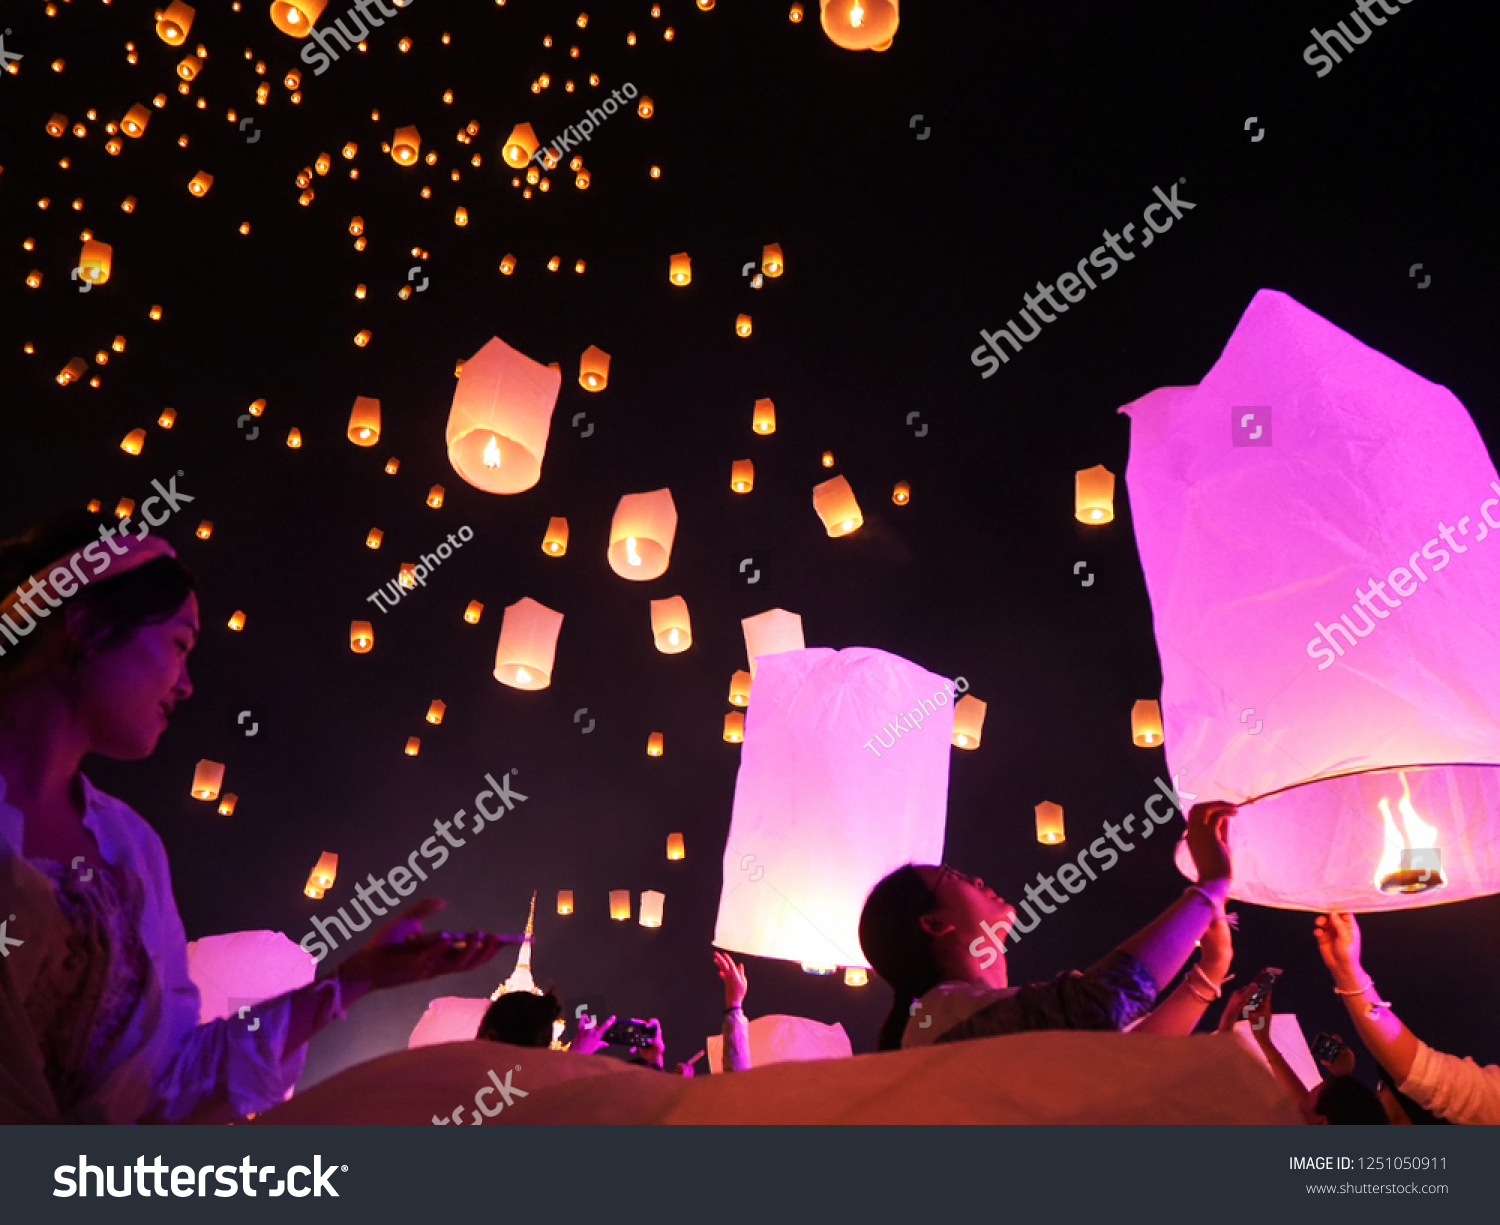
<box><xmin>0</xmin><ymin>513</ymin><xmax>509</xmax><ymax>1124</ymax></box>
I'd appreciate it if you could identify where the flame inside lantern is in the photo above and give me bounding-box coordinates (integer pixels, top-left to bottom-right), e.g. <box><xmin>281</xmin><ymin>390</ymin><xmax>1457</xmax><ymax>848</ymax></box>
<box><xmin>482</xmin><ymin>434</ymin><xmax>501</xmax><ymax>468</ymax></box>
<box><xmin>625</xmin><ymin>536</ymin><xmax>641</xmax><ymax>567</ymax></box>
<box><xmin>1374</xmin><ymin>774</ymin><xmax>1444</xmax><ymax>894</ymax></box>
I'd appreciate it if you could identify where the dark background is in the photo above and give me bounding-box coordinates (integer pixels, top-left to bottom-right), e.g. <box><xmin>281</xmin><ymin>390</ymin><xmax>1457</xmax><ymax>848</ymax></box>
<box><xmin>1</xmin><ymin>0</ymin><xmax>1496</xmax><ymax>1093</ymax></box>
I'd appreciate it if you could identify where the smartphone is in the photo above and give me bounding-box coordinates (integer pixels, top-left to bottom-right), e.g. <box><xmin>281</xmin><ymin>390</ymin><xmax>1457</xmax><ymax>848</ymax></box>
<box><xmin>602</xmin><ymin>1019</ymin><xmax>655</xmax><ymax>1048</ymax></box>
<box><xmin>1311</xmin><ymin>1032</ymin><xmax>1344</xmax><ymax>1064</ymax></box>
<box><xmin>1242</xmin><ymin>966</ymin><xmax>1283</xmax><ymax>1014</ymax></box>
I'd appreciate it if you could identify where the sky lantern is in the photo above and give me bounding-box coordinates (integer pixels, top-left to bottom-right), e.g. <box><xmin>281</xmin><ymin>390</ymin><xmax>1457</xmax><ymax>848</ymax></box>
<box><xmin>347</xmin><ymin>396</ymin><xmax>380</xmax><ymax>445</ymax></box>
<box><xmin>736</xmin><ymin>315</ymin><xmax>753</xmax><ymax>337</ymax></box>
<box><xmin>1124</xmin><ymin>289</ymin><xmax>1500</xmax><ymax>913</ymax></box>
<box><xmin>753</xmin><ymin>398</ymin><xmax>776</xmax><ymax>434</ymax></box>
<box><xmin>122</xmin><ymin>105</ymin><xmax>150</xmax><ymax>136</ymax></box>
<box><xmin>177</xmin><ymin>54</ymin><xmax>202</xmax><ymax>79</ymax></box>
<box><xmin>217</xmin><ymin>794</ymin><xmax>238</xmax><ymax>817</ymax></box>
<box><xmin>463</xmin><ymin>601</ymin><xmax>484</xmax><ymax>624</ymax></box>
<box><xmin>499</xmin><ymin>254</ymin><xmax>517</xmax><ymax>275</ymax></box>
<box><xmin>731</xmin><ymin>459</ymin><xmax>754</xmax><ymax>493</ymax></box>
<box><xmin>647</xmin><ymin>732</ymin><xmax>665</xmax><ymax>757</ymax></box>
<box><xmin>156</xmin><ymin>0</ymin><xmax>195</xmax><ymax>44</ymax></box>
<box><xmin>78</xmin><ymin>239</ymin><xmax>112</xmax><ymax>284</ymax></box>
<box><xmin>639</xmin><ymin>890</ymin><xmax>665</xmax><ymax>928</ymax></box>
<box><xmin>542</xmin><ymin>517</ymin><xmax>569</xmax><ymax>556</ymax></box>
<box><xmin>650</xmin><ymin>596</ymin><xmax>693</xmax><ymax>653</ymax></box>
<box><xmin>188</xmin><ymin>172</ymin><xmax>213</xmax><ymax>197</ymax></box>
<box><xmin>350</xmin><ymin>621</ymin><xmax>373</xmax><ymax>652</ymax></box>
<box><xmin>952</xmin><ymin>694</ymin><xmax>986</xmax><ymax>748</ymax></box>
<box><xmin>609</xmin><ymin>890</ymin><xmax>631</xmax><ymax>921</ymax></box>
<box><xmin>723</xmin><ymin>711</ymin><xmax>745</xmax><ymax>742</ymax></box>
<box><xmin>446</xmin><ymin>336</ymin><xmax>562</xmax><ymax>495</ymax></box>
<box><xmin>715</xmin><ymin>647</ymin><xmax>949</xmax><ymax>968</ymax></box>
<box><xmin>191</xmin><ymin>759</ymin><xmax>225</xmax><ymax>801</ymax></box>
<box><xmin>669</xmin><ymin>253</ymin><xmax>691</xmax><ymax>285</ymax></box>
<box><xmin>667</xmin><ymin>833</ymin><xmax>685</xmax><ymax>860</ymax></box>
<box><xmin>729</xmin><ymin>670</ymin><xmax>752</xmax><ymax>706</ymax></box>
<box><xmin>742</xmin><ymin>608</ymin><xmax>804</xmax><ymax>679</ymax></box>
<box><xmin>120</xmin><ymin>429</ymin><xmax>146</xmax><ymax>455</ymax></box>
<box><xmin>426</xmin><ymin>486</ymin><xmax>446</xmax><ymax>509</ymax></box>
<box><xmin>503</xmin><ymin>123</ymin><xmax>538</xmax><ymax>167</ymax></box>
<box><xmin>270</xmin><ymin>0</ymin><xmax>327</xmax><ymax>37</ymax></box>
<box><xmin>1131</xmin><ymin>699</ymin><xmax>1163</xmax><ymax>747</ymax></box>
<box><xmin>637</xmin><ymin>96</ymin><xmax>654</xmax><ymax>117</ymax></box>
<box><xmin>286</xmin><ymin>428</ymin><xmax>303</xmax><ymax>448</ymax></box>
<box><xmin>47</xmin><ymin>114</ymin><xmax>67</xmax><ymax>137</ymax></box>
<box><xmin>305</xmin><ymin>851</ymin><xmax>338</xmax><ymax>899</ymax></box>
<box><xmin>812</xmin><ymin>474</ymin><xmax>863</xmax><ymax>536</ymax></box>
<box><xmin>579</xmin><ymin>345</ymin><xmax>610</xmax><ymax>391</ymax></box>
<box><xmin>227</xmin><ymin>611</ymin><xmax>246</xmax><ymax>631</ymax></box>
<box><xmin>391</xmin><ymin>126</ymin><xmax>421</xmax><ymax>165</ymax></box>
<box><xmin>195</xmin><ymin>522</ymin><xmax>212</xmax><ymax>539</ymax></box>
<box><xmin>404</xmin><ymin>738</ymin><xmax>421</xmax><ymax>757</ymax></box>
<box><xmin>819</xmin><ymin>0</ymin><xmax>898</xmax><ymax>49</ymax></box>
<box><xmin>426</xmin><ymin>700</ymin><xmax>446</xmax><ymax>724</ymax></box>
<box><xmin>1075</xmin><ymin>465</ymin><xmax>1115</xmax><ymax>524</ymax></box>
<box><xmin>557</xmin><ymin>890</ymin><xmax>574</xmax><ymax>915</ymax></box>
<box><xmin>494</xmin><ymin>596</ymin><xmax>563</xmax><ymax>690</ymax></box>
<box><xmin>607</xmin><ymin>489</ymin><xmax>677</xmax><ymax>580</ymax></box>
<box><xmin>1035</xmin><ymin>801</ymin><xmax>1065</xmax><ymax>845</ymax></box>
<box><xmin>366</xmin><ymin>529</ymin><xmax>383</xmax><ymax>548</ymax></box>
<box><xmin>762</xmin><ymin>244</ymin><xmax>784</xmax><ymax>277</ymax></box>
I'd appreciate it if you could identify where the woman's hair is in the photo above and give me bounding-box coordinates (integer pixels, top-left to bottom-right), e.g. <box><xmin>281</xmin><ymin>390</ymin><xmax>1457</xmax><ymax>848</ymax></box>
<box><xmin>477</xmin><ymin>991</ymin><xmax>563</xmax><ymax>1048</ymax></box>
<box><xmin>1314</xmin><ymin>1075</ymin><xmax>1389</xmax><ymax>1125</ymax></box>
<box><xmin>0</xmin><ymin>511</ymin><xmax>194</xmax><ymax>674</ymax></box>
<box><xmin>859</xmin><ymin>864</ymin><xmax>944</xmax><ymax>1051</ymax></box>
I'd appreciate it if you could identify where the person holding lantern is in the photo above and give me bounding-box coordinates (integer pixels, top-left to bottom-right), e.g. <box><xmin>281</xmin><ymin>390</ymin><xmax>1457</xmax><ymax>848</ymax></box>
<box><xmin>0</xmin><ymin>512</ymin><xmax>509</xmax><ymax>1124</ymax></box>
<box><xmin>858</xmin><ymin>800</ymin><xmax>1236</xmax><ymax>1050</ymax></box>
<box><xmin>1314</xmin><ymin>910</ymin><xmax>1500</xmax><ymax>1125</ymax></box>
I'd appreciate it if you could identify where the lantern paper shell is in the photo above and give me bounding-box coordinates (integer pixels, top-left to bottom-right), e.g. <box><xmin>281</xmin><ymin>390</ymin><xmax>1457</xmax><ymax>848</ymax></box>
<box><xmin>272</xmin><ymin>0</ymin><xmax>327</xmax><ymax>35</ymax></box>
<box><xmin>446</xmin><ymin>336</ymin><xmax>561</xmax><ymax>495</ymax></box>
<box><xmin>349</xmin><ymin>621</ymin><xmax>374</xmax><ymax>652</ymax></box>
<box><xmin>542</xmin><ymin>517</ymin><xmax>569</xmax><ymax>556</ymax></box>
<box><xmin>391</xmin><ymin>126</ymin><xmax>421</xmax><ymax>165</ymax></box>
<box><xmin>1075</xmin><ymin>465</ymin><xmax>1116</xmax><ymax>524</ymax></box>
<box><xmin>609</xmin><ymin>890</ymin><xmax>631</xmax><ymax>921</ymax></box>
<box><xmin>426</xmin><ymin>486</ymin><xmax>445</xmax><ymax>508</ymax></box>
<box><xmin>156</xmin><ymin>0</ymin><xmax>195</xmax><ymax>44</ymax></box>
<box><xmin>736</xmin><ymin>315</ymin><xmax>753</xmax><ymax>337</ymax></box>
<box><xmin>729</xmin><ymin>670</ymin><xmax>752</xmax><ymax>706</ymax></box>
<box><xmin>557</xmin><ymin>890</ymin><xmax>574</xmax><ymax>915</ymax></box>
<box><xmin>669</xmin><ymin>253</ymin><xmax>691</xmax><ymax>285</ymax></box>
<box><xmin>762</xmin><ymin>244</ymin><xmax>784</xmax><ymax>277</ymax></box>
<box><xmin>177</xmin><ymin>54</ymin><xmax>202</xmax><ymax>80</ymax></box>
<box><xmin>819</xmin><ymin>0</ymin><xmax>898</xmax><ymax>49</ymax></box>
<box><xmin>578</xmin><ymin>345</ymin><xmax>610</xmax><ymax>391</ymax></box>
<box><xmin>347</xmin><ymin>396</ymin><xmax>380</xmax><ymax>445</ymax></box>
<box><xmin>724</xmin><ymin>711</ymin><xmax>745</xmax><ymax>742</ymax></box>
<box><xmin>647</xmin><ymin>732</ymin><xmax>664</xmax><ymax>756</ymax></box>
<box><xmin>639</xmin><ymin>890</ymin><xmax>665</xmax><ymax>928</ymax></box>
<box><xmin>1131</xmin><ymin>699</ymin><xmax>1164</xmax><ymax>747</ymax></box>
<box><xmin>426</xmin><ymin>700</ymin><xmax>446</xmax><ymax>724</ymax></box>
<box><xmin>191</xmin><ymin>759</ymin><xmax>225</xmax><ymax>800</ymax></box>
<box><xmin>184</xmin><ymin>931</ymin><xmax>316</xmax><ymax>1027</ymax></box>
<box><xmin>503</xmin><ymin>123</ymin><xmax>539</xmax><ymax>167</ymax></box>
<box><xmin>122</xmin><ymin>106</ymin><xmax>150</xmax><ymax>137</ymax></box>
<box><xmin>1035</xmin><ymin>801</ymin><xmax>1066</xmax><ymax>845</ymax></box>
<box><xmin>121</xmin><ymin>429</ymin><xmax>146</xmax><ymax>455</ymax></box>
<box><xmin>607</xmin><ymin>488</ymin><xmax>678</xmax><ymax>580</ymax></box>
<box><xmin>217</xmin><ymin>794</ymin><xmax>237</xmax><ymax>816</ymax></box>
<box><xmin>494</xmin><ymin>597</ymin><xmax>563</xmax><ymax>690</ymax></box>
<box><xmin>753</xmin><ymin>398</ymin><xmax>776</xmax><ymax>434</ymax></box>
<box><xmin>1123</xmin><ymin>288</ymin><xmax>1500</xmax><ymax>912</ymax></box>
<box><xmin>731</xmin><ymin>459</ymin><xmax>754</xmax><ymax>493</ymax></box>
<box><xmin>714</xmin><ymin>647</ymin><xmax>950</xmax><ymax>967</ymax></box>
<box><xmin>667</xmin><ymin>833</ymin><xmax>685</xmax><ymax>860</ymax></box>
<box><xmin>463</xmin><ymin>600</ymin><xmax>484</xmax><ymax>624</ymax></box>
<box><xmin>812</xmin><ymin>475</ymin><xmax>863</xmax><ymax>537</ymax></box>
<box><xmin>893</xmin><ymin>481</ymin><xmax>911</xmax><ymax>505</ymax></box>
<box><xmin>227</xmin><ymin>610</ymin><xmax>246</xmax><ymax>631</ymax></box>
<box><xmin>188</xmin><ymin>172</ymin><xmax>213</xmax><ymax>197</ymax></box>
<box><xmin>952</xmin><ymin>694</ymin><xmax>986</xmax><ymax>749</ymax></box>
<box><xmin>650</xmin><ymin>596</ymin><xmax>692</xmax><ymax>653</ymax></box>
<box><xmin>78</xmin><ymin>239</ymin><xmax>112</xmax><ymax>284</ymax></box>
<box><xmin>305</xmin><ymin>851</ymin><xmax>338</xmax><ymax>898</ymax></box>
<box><xmin>742</xmin><ymin>608</ymin><xmax>804</xmax><ymax>678</ymax></box>
<box><xmin>404</xmin><ymin>738</ymin><xmax>420</xmax><ymax>756</ymax></box>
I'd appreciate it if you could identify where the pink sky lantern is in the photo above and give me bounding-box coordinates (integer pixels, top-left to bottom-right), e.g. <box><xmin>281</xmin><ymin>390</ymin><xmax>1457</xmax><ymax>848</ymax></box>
<box><xmin>494</xmin><ymin>596</ymin><xmax>563</xmax><ymax>690</ymax></box>
<box><xmin>446</xmin><ymin>336</ymin><xmax>561</xmax><ymax>494</ymax></box>
<box><xmin>714</xmin><ymin>647</ymin><xmax>951</xmax><ymax>967</ymax></box>
<box><xmin>184</xmin><ymin>930</ymin><xmax>317</xmax><ymax>1025</ymax></box>
<box><xmin>409</xmin><ymin>996</ymin><xmax>490</xmax><ymax>1048</ymax></box>
<box><xmin>1122</xmin><ymin>288</ymin><xmax>1500</xmax><ymax>913</ymax></box>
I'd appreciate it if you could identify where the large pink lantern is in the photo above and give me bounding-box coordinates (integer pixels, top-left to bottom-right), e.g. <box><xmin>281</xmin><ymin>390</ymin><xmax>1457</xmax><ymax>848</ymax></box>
<box><xmin>714</xmin><ymin>647</ymin><xmax>952</xmax><ymax>966</ymax></box>
<box><xmin>408</xmin><ymin>996</ymin><xmax>490</xmax><ymax>1048</ymax></box>
<box><xmin>1123</xmin><ymin>289</ymin><xmax>1500</xmax><ymax>912</ymax></box>
<box><xmin>184</xmin><ymin>930</ymin><xmax>316</xmax><ymax>1025</ymax></box>
<box><xmin>446</xmin><ymin>336</ymin><xmax>561</xmax><ymax>494</ymax></box>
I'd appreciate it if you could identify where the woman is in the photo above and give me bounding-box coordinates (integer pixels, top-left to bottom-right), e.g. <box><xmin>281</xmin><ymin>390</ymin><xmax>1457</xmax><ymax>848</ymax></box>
<box><xmin>0</xmin><ymin>512</ymin><xmax>506</xmax><ymax>1123</ymax></box>
<box><xmin>858</xmin><ymin>800</ymin><xmax>1236</xmax><ymax>1049</ymax></box>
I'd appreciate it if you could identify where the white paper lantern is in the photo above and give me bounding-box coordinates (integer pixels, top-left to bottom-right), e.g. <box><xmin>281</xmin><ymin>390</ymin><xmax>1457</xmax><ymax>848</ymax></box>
<box><xmin>184</xmin><ymin>930</ymin><xmax>317</xmax><ymax>1026</ymax></box>
<box><xmin>741</xmin><ymin>607</ymin><xmax>804</xmax><ymax>679</ymax></box>
<box><xmin>446</xmin><ymin>336</ymin><xmax>561</xmax><ymax>495</ymax></box>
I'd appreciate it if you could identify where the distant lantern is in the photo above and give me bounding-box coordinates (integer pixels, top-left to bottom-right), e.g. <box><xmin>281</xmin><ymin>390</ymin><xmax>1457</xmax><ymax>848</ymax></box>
<box><xmin>667</xmin><ymin>833</ymin><xmax>685</xmax><ymax>860</ymax></box>
<box><xmin>463</xmin><ymin>601</ymin><xmax>484</xmax><ymax>624</ymax></box>
<box><xmin>812</xmin><ymin>474</ymin><xmax>863</xmax><ymax>537</ymax></box>
<box><xmin>639</xmin><ymin>890</ymin><xmax>665</xmax><ymax>928</ymax></box>
<box><xmin>821</xmin><ymin>452</ymin><xmax>835</xmax><ymax>467</ymax></box>
<box><xmin>609</xmin><ymin>890</ymin><xmax>631</xmax><ymax>921</ymax></box>
<box><xmin>494</xmin><ymin>596</ymin><xmax>564</xmax><ymax>690</ymax></box>
<box><xmin>446</xmin><ymin>336</ymin><xmax>562</xmax><ymax>495</ymax></box>
<box><xmin>305</xmin><ymin>851</ymin><xmax>338</xmax><ymax>899</ymax></box>
<box><xmin>607</xmin><ymin>489</ymin><xmax>678</xmax><ymax>581</ymax></box>
<box><xmin>217</xmin><ymin>794</ymin><xmax>238</xmax><ymax>817</ymax></box>
<box><xmin>399</xmin><ymin>564</ymin><xmax>417</xmax><ymax>589</ymax></box>
<box><xmin>502</xmin><ymin>123</ymin><xmax>538</xmax><ymax>167</ymax></box>
<box><xmin>723</xmin><ymin>711</ymin><xmax>745</xmax><ymax>742</ymax></box>
<box><xmin>347</xmin><ymin>396</ymin><xmax>380</xmax><ymax>445</ymax></box>
<box><xmin>1131</xmin><ymin>699</ymin><xmax>1164</xmax><ymax>747</ymax></box>
<box><xmin>637</xmin><ymin>96</ymin><xmax>654</xmax><ymax>117</ymax></box>
<box><xmin>120</xmin><ymin>429</ymin><xmax>146</xmax><ymax>455</ymax></box>
<box><xmin>499</xmin><ymin>253</ymin><xmax>516</xmax><ymax>275</ymax></box>
<box><xmin>78</xmin><ymin>239</ymin><xmax>113</xmax><ymax>284</ymax></box>
<box><xmin>542</xmin><ymin>517</ymin><xmax>569</xmax><ymax>556</ymax></box>
<box><xmin>426</xmin><ymin>486</ymin><xmax>446</xmax><ymax>509</ymax></box>
<box><xmin>354</xmin><ymin>330</ymin><xmax>371</xmax><ymax>347</ymax></box>
<box><xmin>845</xmin><ymin>967</ymin><xmax>869</xmax><ymax>986</ymax></box>
<box><xmin>350</xmin><ymin>620</ymin><xmax>373</xmax><ymax>652</ymax></box>
<box><xmin>342</xmin><ymin>141</ymin><xmax>357</xmax><ymax>159</ymax></box>
<box><xmin>349</xmin><ymin>216</ymin><xmax>364</xmax><ymax>235</ymax></box>
<box><xmin>575</xmin><ymin>170</ymin><xmax>590</xmax><ymax>189</ymax></box>
<box><xmin>557</xmin><ymin>890</ymin><xmax>574</xmax><ymax>915</ymax></box>
<box><xmin>150</xmin><ymin>305</ymin><xmax>162</xmax><ymax>320</ymax></box>
<box><xmin>47</xmin><ymin>113</ymin><xmax>68</xmax><ymax>137</ymax></box>
<box><xmin>58</xmin><ymin>358</ymin><xmax>88</xmax><ymax>385</ymax></box>
<box><xmin>248</xmin><ymin>399</ymin><xmax>266</xmax><ymax>417</ymax></box>
<box><xmin>188</xmin><ymin>171</ymin><xmax>213</xmax><ymax>196</ymax></box>
<box><xmin>114</xmin><ymin>497</ymin><xmax>135</xmax><ymax>519</ymax></box>
<box><xmin>579</xmin><ymin>345</ymin><xmax>610</xmax><ymax>391</ymax></box>
<box><xmin>650</xmin><ymin>596</ymin><xmax>693</xmax><ymax>654</ymax></box>
<box><xmin>646</xmin><ymin>732</ymin><xmax>665</xmax><ymax>757</ymax></box>
<box><xmin>227</xmin><ymin>610</ymin><xmax>246</xmax><ymax>631</ymax></box>
<box><xmin>190</xmin><ymin>759</ymin><xmax>224</xmax><ymax>800</ymax></box>
<box><xmin>366</xmin><ymin>528</ymin><xmax>383</xmax><ymax>549</ymax></box>
<box><xmin>426</xmin><ymin>700</ymin><xmax>446</xmax><ymax>724</ymax></box>
<box><xmin>1035</xmin><ymin>801</ymin><xmax>1066</xmax><ymax>845</ymax></box>
<box><xmin>87</xmin><ymin>501</ymin><xmax>103</xmax><ymax>514</ymax></box>
<box><xmin>729</xmin><ymin>669</ymin><xmax>752</xmax><ymax>706</ymax></box>
<box><xmin>731</xmin><ymin>459</ymin><xmax>754</xmax><ymax>493</ymax></box>
<box><xmin>122</xmin><ymin>105</ymin><xmax>150</xmax><ymax>136</ymax></box>
<box><xmin>953</xmin><ymin>694</ymin><xmax>986</xmax><ymax>749</ymax></box>
<box><xmin>454</xmin><ymin>206</ymin><xmax>468</xmax><ymax>226</ymax></box>
<box><xmin>286</xmin><ymin>428</ymin><xmax>302</xmax><ymax>447</ymax></box>
<box><xmin>384</xmin><ymin>457</ymin><xmax>399</xmax><ymax>474</ymax></box>
<box><xmin>391</xmin><ymin>125</ymin><xmax>421</xmax><ymax>165</ymax></box>
<box><xmin>819</xmin><ymin>0</ymin><xmax>899</xmax><ymax>50</ymax></box>
<box><xmin>892</xmin><ymin>481</ymin><xmax>911</xmax><ymax>505</ymax></box>
<box><xmin>753</xmin><ymin>398</ymin><xmax>776</xmax><ymax>434</ymax></box>
<box><xmin>404</xmin><ymin>737</ymin><xmax>421</xmax><ymax>757</ymax></box>
<box><xmin>742</xmin><ymin>608</ymin><xmax>804</xmax><ymax>678</ymax></box>
<box><xmin>195</xmin><ymin>521</ymin><xmax>212</xmax><ymax>539</ymax></box>
<box><xmin>270</xmin><ymin>0</ymin><xmax>327</xmax><ymax>37</ymax></box>
<box><xmin>762</xmin><ymin>244</ymin><xmax>784</xmax><ymax>277</ymax></box>
<box><xmin>177</xmin><ymin>53</ymin><xmax>202</xmax><ymax>79</ymax></box>
<box><xmin>1075</xmin><ymin>464</ymin><xmax>1116</xmax><ymax>524</ymax></box>
<box><xmin>735</xmin><ymin>315</ymin><xmax>753</xmax><ymax>337</ymax></box>
<box><xmin>156</xmin><ymin>0</ymin><xmax>195</xmax><ymax>44</ymax></box>
<box><xmin>668</xmin><ymin>253</ymin><xmax>691</xmax><ymax>285</ymax></box>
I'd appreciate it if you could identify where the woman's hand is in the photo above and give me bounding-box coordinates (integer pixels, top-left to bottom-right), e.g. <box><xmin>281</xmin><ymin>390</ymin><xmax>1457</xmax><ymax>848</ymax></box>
<box><xmin>332</xmin><ymin>898</ymin><xmax>506</xmax><ymax>1005</ymax></box>
<box><xmin>1314</xmin><ymin>911</ymin><xmax>1365</xmax><ymax>991</ymax></box>
<box><xmin>1217</xmin><ymin>980</ymin><xmax>1271</xmax><ymax>1040</ymax></box>
<box><xmin>572</xmin><ymin>1013</ymin><xmax>615</xmax><ymax>1056</ymax></box>
<box><xmin>1185</xmin><ymin>801</ymin><xmax>1237</xmax><ymax>890</ymax></box>
<box><xmin>714</xmin><ymin>950</ymin><xmax>747</xmax><ymax>1010</ymax></box>
<box><xmin>1197</xmin><ymin>916</ymin><xmax>1234</xmax><ymax>984</ymax></box>
<box><xmin>636</xmin><ymin>1018</ymin><xmax>666</xmax><ymax>1069</ymax></box>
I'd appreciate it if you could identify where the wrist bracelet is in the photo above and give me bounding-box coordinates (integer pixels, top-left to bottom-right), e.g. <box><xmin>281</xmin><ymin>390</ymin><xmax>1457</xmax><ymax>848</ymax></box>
<box><xmin>1184</xmin><ymin>980</ymin><xmax>1216</xmax><ymax>1004</ymax></box>
<box><xmin>1183</xmin><ymin>884</ymin><xmax>1225</xmax><ymax>920</ymax></box>
<box><xmin>1335</xmin><ymin>978</ymin><xmax>1393</xmax><ymax>1015</ymax></box>
<box><xmin>1188</xmin><ymin>963</ymin><xmax>1227</xmax><ymax>1000</ymax></box>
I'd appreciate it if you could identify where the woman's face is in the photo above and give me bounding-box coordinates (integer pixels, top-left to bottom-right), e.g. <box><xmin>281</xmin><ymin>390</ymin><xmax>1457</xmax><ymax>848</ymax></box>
<box><xmin>918</xmin><ymin>865</ymin><xmax>1018</xmax><ymax>942</ymax></box>
<box><xmin>75</xmin><ymin>593</ymin><xmax>198</xmax><ymax>759</ymax></box>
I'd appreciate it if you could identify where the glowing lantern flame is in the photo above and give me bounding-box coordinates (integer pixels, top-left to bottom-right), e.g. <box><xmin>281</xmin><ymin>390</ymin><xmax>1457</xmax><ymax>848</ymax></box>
<box><xmin>482</xmin><ymin>435</ymin><xmax>501</xmax><ymax>468</ymax></box>
<box><xmin>1374</xmin><ymin>774</ymin><xmax>1444</xmax><ymax>893</ymax></box>
<box><xmin>515</xmin><ymin>667</ymin><xmax>532</xmax><ymax>684</ymax></box>
<box><xmin>850</xmin><ymin>2</ymin><xmax>864</xmax><ymax>25</ymax></box>
<box><xmin>625</xmin><ymin>536</ymin><xmax>641</xmax><ymax>567</ymax></box>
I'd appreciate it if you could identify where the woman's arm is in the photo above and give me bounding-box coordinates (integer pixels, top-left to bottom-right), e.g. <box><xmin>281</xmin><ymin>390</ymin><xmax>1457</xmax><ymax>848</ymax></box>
<box><xmin>1130</xmin><ymin>917</ymin><xmax>1233</xmax><ymax>1036</ymax></box>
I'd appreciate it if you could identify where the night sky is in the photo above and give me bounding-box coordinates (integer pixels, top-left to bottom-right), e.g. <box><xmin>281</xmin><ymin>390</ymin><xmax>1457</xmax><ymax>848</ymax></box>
<box><xmin>3</xmin><ymin>0</ymin><xmax>1497</xmax><ymax>1092</ymax></box>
